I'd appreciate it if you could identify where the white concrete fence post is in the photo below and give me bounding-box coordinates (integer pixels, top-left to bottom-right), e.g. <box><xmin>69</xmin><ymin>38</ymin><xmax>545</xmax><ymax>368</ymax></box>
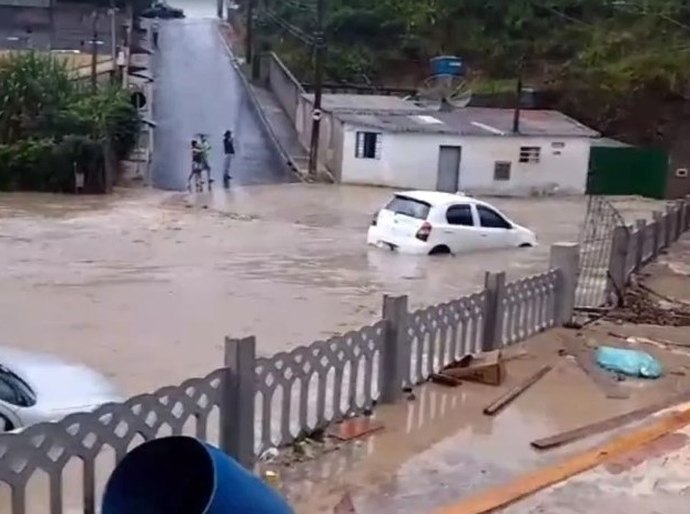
<box><xmin>482</xmin><ymin>271</ymin><xmax>506</xmax><ymax>351</ymax></box>
<box><xmin>676</xmin><ymin>200</ymin><xmax>685</xmax><ymax>240</ymax></box>
<box><xmin>608</xmin><ymin>225</ymin><xmax>630</xmax><ymax>304</ymax></box>
<box><xmin>381</xmin><ymin>295</ymin><xmax>409</xmax><ymax>404</ymax></box>
<box><xmin>665</xmin><ymin>205</ymin><xmax>674</xmax><ymax>248</ymax></box>
<box><xmin>221</xmin><ymin>336</ymin><xmax>256</xmax><ymax>468</ymax></box>
<box><xmin>634</xmin><ymin>219</ymin><xmax>646</xmax><ymax>271</ymax></box>
<box><xmin>652</xmin><ymin>211</ymin><xmax>663</xmax><ymax>257</ymax></box>
<box><xmin>549</xmin><ymin>242</ymin><xmax>580</xmax><ymax>324</ymax></box>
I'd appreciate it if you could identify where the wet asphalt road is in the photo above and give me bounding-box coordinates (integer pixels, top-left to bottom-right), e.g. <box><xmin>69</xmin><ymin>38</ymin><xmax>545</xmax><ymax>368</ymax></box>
<box><xmin>151</xmin><ymin>17</ymin><xmax>293</xmax><ymax>190</ymax></box>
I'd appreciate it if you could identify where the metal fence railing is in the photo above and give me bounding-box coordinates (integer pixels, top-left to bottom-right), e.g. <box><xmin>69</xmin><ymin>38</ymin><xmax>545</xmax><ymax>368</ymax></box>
<box><xmin>7</xmin><ymin>216</ymin><xmax>690</xmax><ymax>513</ymax></box>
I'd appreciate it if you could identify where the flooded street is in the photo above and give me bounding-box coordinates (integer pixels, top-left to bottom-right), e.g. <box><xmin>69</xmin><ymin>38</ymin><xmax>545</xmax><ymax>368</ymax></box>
<box><xmin>0</xmin><ymin>185</ymin><xmax>661</xmax><ymax>396</ymax></box>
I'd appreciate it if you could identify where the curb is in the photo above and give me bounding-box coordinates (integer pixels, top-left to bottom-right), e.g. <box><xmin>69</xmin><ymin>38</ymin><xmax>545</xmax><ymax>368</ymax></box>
<box><xmin>216</xmin><ymin>23</ymin><xmax>304</xmax><ymax>182</ymax></box>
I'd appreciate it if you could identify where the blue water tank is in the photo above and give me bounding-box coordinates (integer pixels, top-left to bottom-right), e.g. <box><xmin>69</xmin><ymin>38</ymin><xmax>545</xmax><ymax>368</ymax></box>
<box><xmin>430</xmin><ymin>56</ymin><xmax>464</xmax><ymax>77</ymax></box>
<box><xmin>102</xmin><ymin>436</ymin><xmax>294</xmax><ymax>514</ymax></box>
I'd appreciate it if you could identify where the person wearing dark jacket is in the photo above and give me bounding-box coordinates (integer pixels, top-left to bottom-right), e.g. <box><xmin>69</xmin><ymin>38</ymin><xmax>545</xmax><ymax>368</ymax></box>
<box><xmin>222</xmin><ymin>130</ymin><xmax>235</xmax><ymax>187</ymax></box>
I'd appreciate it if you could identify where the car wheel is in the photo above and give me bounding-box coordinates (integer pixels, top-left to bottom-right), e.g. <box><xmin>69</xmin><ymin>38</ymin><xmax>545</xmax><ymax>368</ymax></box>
<box><xmin>0</xmin><ymin>414</ymin><xmax>14</xmax><ymax>432</ymax></box>
<box><xmin>519</xmin><ymin>242</ymin><xmax>533</xmax><ymax>248</ymax></box>
<box><xmin>429</xmin><ymin>245</ymin><xmax>451</xmax><ymax>255</ymax></box>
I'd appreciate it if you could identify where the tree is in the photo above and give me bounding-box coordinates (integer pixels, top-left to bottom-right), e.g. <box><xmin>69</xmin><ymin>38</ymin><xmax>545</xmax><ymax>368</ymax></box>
<box><xmin>0</xmin><ymin>52</ymin><xmax>140</xmax><ymax>192</ymax></box>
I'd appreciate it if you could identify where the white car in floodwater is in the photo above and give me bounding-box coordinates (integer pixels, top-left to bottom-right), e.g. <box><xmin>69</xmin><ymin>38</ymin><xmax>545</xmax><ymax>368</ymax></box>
<box><xmin>0</xmin><ymin>346</ymin><xmax>121</xmax><ymax>432</ymax></box>
<box><xmin>367</xmin><ymin>190</ymin><xmax>537</xmax><ymax>255</ymax></box>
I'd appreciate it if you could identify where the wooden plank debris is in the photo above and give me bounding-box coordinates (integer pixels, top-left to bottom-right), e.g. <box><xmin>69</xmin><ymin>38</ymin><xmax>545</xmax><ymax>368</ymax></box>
<box><xmin>442</xmin><ymin>350</ymin><xmax>505</xmax><ymax>386</ymax></box>
<box><xmin>435</xmin><ymin>407</ymin><xmax>690</xmax><ymax>514</ymax></box>
<box><xmin>430</xmin><ymin>373</ymin><xmax>463</xmax><ymax>387</ymax></box>
<box><xmin>483</xmin><ymin>366</ymin><xmax>552</xmax><ymax>416</ymax></box>
<box><xmin>326</xmin><ymin>417</ymin><xmax>384</xmax><ymax>441</ymax></box>
<box><xmin>531</xmin><ymin>389</ymin><xmax>690</xmax><ymax>450</ymax></box>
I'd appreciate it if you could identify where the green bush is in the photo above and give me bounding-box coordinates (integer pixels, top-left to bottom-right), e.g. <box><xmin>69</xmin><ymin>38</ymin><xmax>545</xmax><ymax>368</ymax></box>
<box><xmin>0</xmin><ymin>53</ymin><xmax>140</xmax><ymax>192</ymax></box>
<box><xmin>0</xmin><ymin>136</ymin><xmax>104</xmax><ymax>192</ymax></box>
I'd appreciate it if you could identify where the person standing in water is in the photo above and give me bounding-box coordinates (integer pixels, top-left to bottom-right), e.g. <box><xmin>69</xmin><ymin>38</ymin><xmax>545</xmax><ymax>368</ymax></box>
<box><xmin>152</xmin><ymin>19</ymin><xmax>160</xmax><ymax>48</ymax></box>
<box><xmin>222</xmin><ymin>130</ymin><xmax>235</xmax><ymax>188</ymax></box>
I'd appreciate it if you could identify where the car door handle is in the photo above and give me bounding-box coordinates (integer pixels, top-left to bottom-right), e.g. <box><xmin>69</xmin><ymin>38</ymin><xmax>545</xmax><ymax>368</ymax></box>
<box><xmin>480</xmin><ymin>234</ymin><xmax>488</xmax><ymax>237</ymax></box>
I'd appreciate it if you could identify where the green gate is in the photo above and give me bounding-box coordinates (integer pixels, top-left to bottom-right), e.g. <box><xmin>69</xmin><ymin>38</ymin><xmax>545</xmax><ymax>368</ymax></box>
<box><xmin>587</xmin><ymin>146</ymin><xmax>668</xmax><ymax>199</ymax></box>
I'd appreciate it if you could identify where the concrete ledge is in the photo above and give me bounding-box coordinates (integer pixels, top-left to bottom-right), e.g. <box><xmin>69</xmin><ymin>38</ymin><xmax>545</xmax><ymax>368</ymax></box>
<box><xmin>217</xmin><ymin>23</ymin><xmax>302</xmax><ymax>182</ymax></box>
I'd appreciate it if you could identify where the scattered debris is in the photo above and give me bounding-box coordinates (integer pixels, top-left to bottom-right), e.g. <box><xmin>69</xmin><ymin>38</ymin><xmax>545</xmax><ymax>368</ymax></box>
<box><xmin>483</xmin><ymin>365</ymin><xmax>552</xmax><ymax>416</ymax></box>
<box><xmin>609</xmin><ymin>330</ymin><xmax>690</xmax><ymax>355</ymax></box>
<box><xmin>326</xmin><ymin>417</ymin><xmax>384</xmax><ymax>441</ymax></box>
<box><xmin>603</xmin><ymin>283</ymin><xmax>690</xmax><ymax>326</ymax></box>
<box><xmin>259</xmin><ymin>447</ymin><xmax>279</xmax><ymax>463</ymax></box>
<box><xmin>442</xmin><ymin>407</ymin><xmax>690</xmax><ymax>514</ymax></box>
<box><xmin>293</xmin><ymin>440</ymin><xmax>316</xmax><ymax>459</ymax></box>
<box><xmin>531</xmin><ymin>389</ymin><xmax>690</xmax><ymax>450</ymax></box>
<box><xmin>595</xmin><ymin>346</ymin><xmax>663</xmax><ymax>379</ymax></box>
<box><xmin>442</xmin><ymin>350</ymin><xmax>505</xmax><ymax>386</ymax></box>
<box><xmin>503</xmin><ymin>349</ymin><xmax>533</xmax><ymax>362</ymax></box>
<box><xmin>430</xmin><ymin>372</ymin><xmax>462</xmax><ymax>387</ymax></box>
<box><xmin>638</xmin><ymin>283</ymin><xmax>690</xmax><ymax>307</ymax></box>
<box><xmin>263</xmin><ymin>469</ymin><xmax>281</xmax><ymax>488</ymax></box>
<box><xmin>333</xmin><ymin>491</ymin><xmax>356</xmax><ymax>513</ymax></box>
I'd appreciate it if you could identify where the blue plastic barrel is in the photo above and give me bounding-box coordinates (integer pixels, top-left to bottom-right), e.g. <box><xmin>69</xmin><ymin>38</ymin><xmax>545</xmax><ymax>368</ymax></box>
<box><xmin>102</xmin><ymin>436</ymin><xmax>294</xmax><ymax>514</ymax></box>
<box><xmin>430</xmin><ymin>56</ymin><xmax>464</xmax><ymax>77</ymax></box>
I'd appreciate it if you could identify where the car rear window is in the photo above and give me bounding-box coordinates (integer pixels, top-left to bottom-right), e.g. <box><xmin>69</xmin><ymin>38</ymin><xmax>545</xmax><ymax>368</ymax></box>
<box><xmin>385</xmin><ymin>196</ymin><xmax>431</xmax><ymax>220</ymax></box>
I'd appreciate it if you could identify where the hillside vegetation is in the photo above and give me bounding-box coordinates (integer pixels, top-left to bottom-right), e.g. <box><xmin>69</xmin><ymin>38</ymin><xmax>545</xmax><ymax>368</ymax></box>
<box><xmin>259</xmin><ymin>0</ymin><xmax>690</xmax><ymax>144</ymax></box>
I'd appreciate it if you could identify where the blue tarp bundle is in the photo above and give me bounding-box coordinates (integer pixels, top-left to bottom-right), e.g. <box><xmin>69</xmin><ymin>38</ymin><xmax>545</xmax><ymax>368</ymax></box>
<box><xmin>595</xmin><ymin>346</ymin><xmax>663</xmax><ymax>379</ymax></box>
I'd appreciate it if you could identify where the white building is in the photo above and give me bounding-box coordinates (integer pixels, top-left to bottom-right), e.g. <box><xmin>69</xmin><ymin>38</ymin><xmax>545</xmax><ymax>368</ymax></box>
<box><xmin>298</xmin><ymin>94</ymin><xmax>600</xmax><ymax>195</ymax></box>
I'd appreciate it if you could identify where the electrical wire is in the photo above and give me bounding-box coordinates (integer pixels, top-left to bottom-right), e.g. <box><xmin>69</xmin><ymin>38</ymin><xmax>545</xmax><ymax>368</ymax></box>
<box><xmin>259</xmin><ymin>7</ymin><xmax>315</xmax><ymax>45</ymax></box>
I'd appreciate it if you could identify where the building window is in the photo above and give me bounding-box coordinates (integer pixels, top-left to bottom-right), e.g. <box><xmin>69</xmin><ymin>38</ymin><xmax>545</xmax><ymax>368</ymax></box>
<box><xmin>355</xmin><ymin>131</ymin><xmax>382</xmax><ymax>159</ymax></box>
<box><xmin>551</xmin><ymin>142</ymin><xmax>565</xmax><ymax>149</ymax></box>
<box><xmin>494</xmin><ymin>161</ymin><xmax>511</xmax><ymax>181</ymax></box>
<box><xmin>519</xmin><ymin>146</ymin><xmax>541</xmax><ymax>163</ymax></box>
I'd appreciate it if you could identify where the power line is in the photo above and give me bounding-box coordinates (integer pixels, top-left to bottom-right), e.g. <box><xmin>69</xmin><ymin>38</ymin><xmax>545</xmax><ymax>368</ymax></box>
<box><xmin>528</xmin><ymin>0</ymin><xmax>593</xmax><ymax>26</ymax></box>
<box><xmin>259</xmin><ymin>6</ymin><xmax>314</xmax><ymax>45</ymax></box>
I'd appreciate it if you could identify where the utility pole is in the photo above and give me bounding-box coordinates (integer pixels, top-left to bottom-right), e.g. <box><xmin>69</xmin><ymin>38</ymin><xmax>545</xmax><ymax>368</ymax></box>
<box><xmin>246</xmin><ymin>0</ymin><xmax>254</xmax><ymax>66</ymax></box>
<box><xmin>512</xmin><ymin>58</ymin><xmax>524</xmax><ymax>134</ymax></box>
<box><xmin>90</xmin><ymin>9</ymin><xmax>99</xmax><ymax>93</ymax></box>
<box><xmin>108</xmin><ymin>0</ymin><xmax>118</xmax><ymax>85</ymax></box>
<box><xmin>49</xmin><ymin>0</ymin><xmax>55</xmax><ymax>48</ymax></box>
<box><xmin>307</xmin><ymin>0</ymin><xmax>326</xmax><ymax>178</ymax></box>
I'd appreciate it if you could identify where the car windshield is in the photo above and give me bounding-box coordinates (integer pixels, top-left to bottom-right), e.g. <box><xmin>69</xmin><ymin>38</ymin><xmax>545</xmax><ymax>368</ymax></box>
<box><xmin>385</xmin><ymin>196</ymin><xmax>431</xmax><ymax>220</ymax></box>
<box><xmin>0</xmin><ymin>366</ymin><xmax>36</xmax><ymax>407</ymax></box>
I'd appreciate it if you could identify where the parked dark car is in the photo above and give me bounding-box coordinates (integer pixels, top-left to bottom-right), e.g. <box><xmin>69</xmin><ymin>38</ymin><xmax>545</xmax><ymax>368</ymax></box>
<box><xmin>140</xmin><ymin>2</ymin><xmax>184</xmax><ymax>19</ymax></box>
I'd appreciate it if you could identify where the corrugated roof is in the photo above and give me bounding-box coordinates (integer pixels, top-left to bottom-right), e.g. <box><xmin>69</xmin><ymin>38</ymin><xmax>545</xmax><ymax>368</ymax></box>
<box><xmin>337</xmin><ymin>106</ymin><xmax>599</xmax><ymax>138</ymax></box>
<box><xmin>337</xmin><ymin>113</ymin><xmax>457</xmax><ymax>134</ymax></box>
<box><xmin>0</xmin><ymin>0</ymin><xmax>50</xmax><ymax>7</ymax></box>
<box><xmin>302</xmin><ymin>93</ymin><xmax>425</xmax><ymax>114</ymax></box>
<box><xmin>591</xmin><ymin>137</ymin><xmax>632</xmax><ymax>147</ymax></box>
<box><xmin>433</xmin><ymin>108</ymin><xmax>599</xmax><ymax>137</ymax></box>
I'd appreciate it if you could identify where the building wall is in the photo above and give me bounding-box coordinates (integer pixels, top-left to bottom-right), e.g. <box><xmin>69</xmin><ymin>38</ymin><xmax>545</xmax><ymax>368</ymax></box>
<box><xmin>458</xmin><ymin>135</ymin><xmax>591</xmax><ymax>195</ymax></box>
<box><xmin>265</xmin><ymin>52</ymin><xmax>304</xmax><ymax>124</ymax></box>
<box><xmin>339</xmin><ymin>125</ymin><xmax>591</xmax><ymax>195</ymax></box>
<box><xmin>295</xmin><ymin>97</ymin><xmax>343</xmax><ymax>176</ymax></box>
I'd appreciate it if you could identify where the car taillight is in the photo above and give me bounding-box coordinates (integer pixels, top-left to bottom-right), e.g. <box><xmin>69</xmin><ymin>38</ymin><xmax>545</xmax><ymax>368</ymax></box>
<box><xmin>371</xmin><ymin>211</ymin><xmax>378</xmax><ymax>226</ymax></box>
<box><xmin>416</xmin><ymin>221</ymin><xmax>432</xmax><ymax>241</ymax></box>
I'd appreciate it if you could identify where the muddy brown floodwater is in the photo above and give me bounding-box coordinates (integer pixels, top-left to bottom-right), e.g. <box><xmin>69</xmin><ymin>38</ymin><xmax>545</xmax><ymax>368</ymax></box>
<box><xmin>0</xmin><ymin>185</ymin><xmax>663</xmax><ymax>396</ymax></box>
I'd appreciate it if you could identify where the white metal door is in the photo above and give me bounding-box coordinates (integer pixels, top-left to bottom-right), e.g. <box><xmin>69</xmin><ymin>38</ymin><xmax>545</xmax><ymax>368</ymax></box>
<box><xmin>436</xmin><ymin>146</ymin><xmax>461</xmax><ymax>193</ymax></box>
